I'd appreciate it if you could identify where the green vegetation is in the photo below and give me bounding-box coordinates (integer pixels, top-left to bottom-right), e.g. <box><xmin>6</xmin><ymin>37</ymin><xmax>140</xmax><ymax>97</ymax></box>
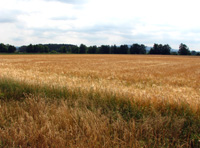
<box><xmin>2</xmin><ymin>42</ymin><xmax>200</xmax><ymax>55</ymax></box>
<box><xmin>0</xmin><ymin>43</ymin><xmax>16</xmax><ymax>53</ymax></box>
<box><xmin>178</xmin><ymin>43</ymin><xmax>191</xmax><ymax>55</ymax></box>
<box><xmin>149</xmin><ymin>44</ymin><xmax>171</xmax><ymax>55</ymax></box>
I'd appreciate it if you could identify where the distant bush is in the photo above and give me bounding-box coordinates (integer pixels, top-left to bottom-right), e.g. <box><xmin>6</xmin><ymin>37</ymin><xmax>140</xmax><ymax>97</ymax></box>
<box><xmin>50</xmin><ymin>50</ymin><xmax>57</xmax><ymax>54</ymax></box>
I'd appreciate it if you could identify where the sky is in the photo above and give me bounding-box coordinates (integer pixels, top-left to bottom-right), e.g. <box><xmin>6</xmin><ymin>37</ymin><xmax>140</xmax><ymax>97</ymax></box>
<box><xmin>0</xmin><ymin>0</ymin><xmax>200</xmax><ymax>50</ymax></box>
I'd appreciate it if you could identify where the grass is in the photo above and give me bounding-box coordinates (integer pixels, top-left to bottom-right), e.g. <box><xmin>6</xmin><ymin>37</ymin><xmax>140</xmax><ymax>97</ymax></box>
<box><xmin>0</xmin><ymin>77</ymin><xmax>200</xmax><ymax>147</ymax></box>
<box><xmin>0</xmin><ymin>54</ymin><xmax>200</xmax><ymax>147</ymax></box>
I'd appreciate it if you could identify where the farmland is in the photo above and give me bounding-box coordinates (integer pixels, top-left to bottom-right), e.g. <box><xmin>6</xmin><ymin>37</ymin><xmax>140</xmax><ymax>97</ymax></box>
<box><xmin>0</xmin><ymin>54</ymin><xmax>200</xmax><ymax>147</ymax></box>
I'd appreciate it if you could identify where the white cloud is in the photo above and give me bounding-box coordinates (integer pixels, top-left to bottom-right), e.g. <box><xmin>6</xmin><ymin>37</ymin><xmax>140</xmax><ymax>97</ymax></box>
<box><xmin>0</xmin><ymin>0</ymin><xmax>200</xmax><ymax>50</ymax></box>
<box><xmin>44</xmin><ymin>0</ymin><xmax>88</xmax><ymax>4</ymax></box>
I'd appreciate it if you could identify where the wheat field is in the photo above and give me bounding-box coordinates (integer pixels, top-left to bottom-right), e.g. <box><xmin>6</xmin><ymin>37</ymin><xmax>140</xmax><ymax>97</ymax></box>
<box><xmin>0</xmin><ymin>55</ymin><xmax>200</xmax><ymax>108</ymax></box>
<box><xmin>0</xmin><ymin>54</ymin><xmax>200</xmax><ymax>147</ymax></box>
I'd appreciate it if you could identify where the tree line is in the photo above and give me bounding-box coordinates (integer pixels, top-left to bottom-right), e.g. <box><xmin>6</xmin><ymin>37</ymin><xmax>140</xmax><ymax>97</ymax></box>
<box><xmin>18</xmin><ymin>43</ymin><xmax>147</xmax><ymax>54</ymax></box>
<box><xmin>0</xmin><ymin>43</ymin><xmax>16</xmax><ymax>53</ymax></box>
<box><xmin>0</xmin><ymin>42</ymin><xmax>200</xmax><ymax>55</ymax></box>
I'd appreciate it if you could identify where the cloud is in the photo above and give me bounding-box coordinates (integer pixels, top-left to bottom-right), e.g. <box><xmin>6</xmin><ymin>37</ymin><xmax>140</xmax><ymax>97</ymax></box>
<box><xmin>44</xmin><ymin>0</ymin><xmax>88</xmax><ymax>4</ymax></box>
<box><xmin>0</xmin><ymin>10</ymin><xmax>20</xmax><ymax>23</ymax></box>
<box><xmin>0</xmin><ymin>18</ymin><xmax>16</xmax><ymax>23</ymax></box>
<box><xmin>51</xmin><ymin>16</ymin><xmax>77</xmax><ymax>21</ymax></box>
<box><xmin>1</xmin><ymin>0</ymin><xmax>200</xmax><ymax>51</ymax></box>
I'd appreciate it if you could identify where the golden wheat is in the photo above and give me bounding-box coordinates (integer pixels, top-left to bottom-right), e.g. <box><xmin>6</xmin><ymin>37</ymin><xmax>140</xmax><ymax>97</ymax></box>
<box><xmin>0</xmin><ymin>96</ymin><xmax>136</xmax><ymax>148</ymax></box>
<box><xmin>0</xmin><ymin>55</ymin><xmax>200</xmax><ymax>109</ymax></box>
<box><xmin>1</xmin><ymin>54</ymin><xmax>200</xmax><ymax>147</ymax></box>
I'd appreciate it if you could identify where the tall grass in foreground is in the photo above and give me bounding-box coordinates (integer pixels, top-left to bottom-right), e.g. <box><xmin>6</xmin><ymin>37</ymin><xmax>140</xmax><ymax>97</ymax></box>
<box><xmin>0</xmin><ymin>77</ymin><xmax>200</xmax><ymax>147</ymax></box>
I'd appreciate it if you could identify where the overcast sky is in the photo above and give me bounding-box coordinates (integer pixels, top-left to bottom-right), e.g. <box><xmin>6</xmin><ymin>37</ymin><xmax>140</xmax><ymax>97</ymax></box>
<box><xmin>0</xmin><ymin>0</ymin><xmax>200</xmax><ymax>50</ymax></box>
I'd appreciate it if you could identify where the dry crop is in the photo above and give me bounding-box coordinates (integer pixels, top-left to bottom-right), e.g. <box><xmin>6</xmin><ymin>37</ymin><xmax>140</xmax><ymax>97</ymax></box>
<box><xmin>0</xmin><ymin>54</ymin><xmax>200</xmax><ymax>147</ymax></box>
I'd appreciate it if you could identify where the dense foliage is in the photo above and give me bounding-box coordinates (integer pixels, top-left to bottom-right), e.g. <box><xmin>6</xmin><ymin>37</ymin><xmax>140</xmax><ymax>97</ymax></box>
<box><xmin>149</xmin><ymin>44</ymin><xmax>171</xmax><ymax>55</ymax></box>
<box><xmin>0</xmin><ymin>43</ymin><xmax>16</xmax><ymax>53</ymax></box>
<box><xmin>0</xmin><ymin>42</ymin><xmax>199</xmax><ymax>55</ymax></box>
<box><xmin>178</xmin><ymin>43</ymin><xmax>191</xmax><ymax>55</ymax></box>
<box><xmin>18</xmin><ymin>43</ymin><xmax>147</xmax><ymax>54</ymax></box>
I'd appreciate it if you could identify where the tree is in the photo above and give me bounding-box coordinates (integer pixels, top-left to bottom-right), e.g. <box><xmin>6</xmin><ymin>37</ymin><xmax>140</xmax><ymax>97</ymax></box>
<box><xmin>26</xmin><ymin>44</ymin><xmax>34</xmax><ymax>53</ymax></box>
<box><xmin>191</xmin><ymin>50</ymin><xmax>197</xmax><ymax>55</ymax></box>
<box><xmin>130</xmin><ymin>44</ymin><xmax>138</xmax><ymax>54</ymax></box>
<box><xmin>88</xmin><ymin>46</ymin><xmax>97</xmax><ymax>54</ymax></box>
<box><xmin>140</xmin><ymin>44</ymin><xmax>146</xmax><ymax>54</ymax></box>
<box><xmin>0</xmin><ymin>43</ymin><xmax>8</xmax><ymax>53</ymax></box>
<box><xmin>149</xmin><ymin>43</ymin><xmax>160</xmax><ymax>54</ymax></box>
<box><xmin>79</xmin><ymin>44</ymin><xmax>87</xmax><ymax>54</ymax></box>
<box><xmin>99</xmin><ymin>45</ymin><xmax>110</xmax><ymax>54</ymax></box>
<box><xmin>7</xmin><ymin>45</ymin><xmax>16</xmax><ymax>53</ymax></box>
<box><xmin>130</xmin><ymin>44</ymin><xmax>146</xmax><ymax>54</ymax></box>
<box><xmin>119</xmin><ymin>45</ymin><xmax>129</xmax><ymax>54</ymax></box>
<box><xmin>44</xmin><ymin>46</ymin><xmax>49</xmax><ymax>53</ymax></box>
<box><xmin>59</xmin><ymin>46</ymin><xmax>67</xmax><ymax>53</ymax></box>
<box><xmin>149</xmin><ymin>44</ymin><xmax>158</xmax><ymax>54</ymax></box>
<box><xmin>162</xmin><ymin>44</ymin><xmax>171</xmax><ymax>55</ymax></box>
<box><xmin>178</xmin><ymin>43</ymin><xmax>190</xmax><ymax>55</ymax></box>
<box><xmin>149</xmin><ymin>43</ymin><xmax>171</xmax><ymax>55</ymax></box>
<box><xmin>34</xmin><ymin>45</ymin><xmax>44</xmax><ymax>53</ymax></box>
<box><xmin>18</xmin><ymin>46</ymin><xmax>27</xmax><ymax>52</ymax></box>
<box><xmin>71</xmin><ymin>45</ymin><xmax>79</xmax><ymax>53</ymax></box>
<box><xmin>66</xmin><ymin>45</ymin><xmax>72</xmax><ymax>53</ymax></box>
<box><xmin>50</xmin><ymin>50</ymin><xmax>57</xmax><ymax>54</ymax></box>
<box><xmin>111</xmin><ymin>45</ymin><xmax>119</xmax><ymax>54</ymax></box>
